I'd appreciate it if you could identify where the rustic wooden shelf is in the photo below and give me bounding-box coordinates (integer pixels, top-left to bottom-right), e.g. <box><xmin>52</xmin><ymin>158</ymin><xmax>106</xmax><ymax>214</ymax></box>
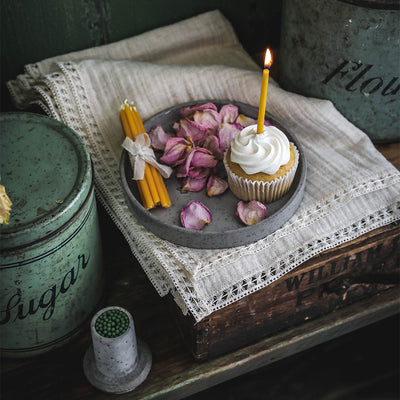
<box><xmin>1</xmin><ymin>143</ymin><xmax>399</xmax><ymax>400</ymax></box>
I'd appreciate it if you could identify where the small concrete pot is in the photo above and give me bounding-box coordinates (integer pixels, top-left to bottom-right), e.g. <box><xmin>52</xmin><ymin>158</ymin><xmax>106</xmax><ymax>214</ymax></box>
<box><xmin>83</xmin><ymin>306</ymin><xmax>151</xmax><ymax>394</ymax></box>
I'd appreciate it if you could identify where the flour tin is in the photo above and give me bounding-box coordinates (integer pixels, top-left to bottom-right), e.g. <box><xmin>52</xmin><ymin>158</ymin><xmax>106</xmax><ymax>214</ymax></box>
<box><xmin>0</xmin><ymin>113</ymin><xmax>104</xmax><ymax>358</ymax></box>
<box><xmin>279</xmin><ymin>0</ymin><xmax>400</xmax><ymax>141</ymax></box>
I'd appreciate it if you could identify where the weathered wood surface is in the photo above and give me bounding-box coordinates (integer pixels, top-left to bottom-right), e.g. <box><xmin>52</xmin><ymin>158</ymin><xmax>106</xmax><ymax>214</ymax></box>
<box><xmin>1</xmin><ymin>143</ymin><xmax>399</xmax><ymax>400</ymax></box>
<box><xmin>174</xmin><ymin>221</ymin><xmax>399</xmax><ymax>360</ymax></box>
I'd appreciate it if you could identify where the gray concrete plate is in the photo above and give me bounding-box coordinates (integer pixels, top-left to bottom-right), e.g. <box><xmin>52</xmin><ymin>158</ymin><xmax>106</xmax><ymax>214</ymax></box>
<box><xmin>120</xmin><ymin>100</ymin><xmax>307</xmax><ymax>249</ymax></box>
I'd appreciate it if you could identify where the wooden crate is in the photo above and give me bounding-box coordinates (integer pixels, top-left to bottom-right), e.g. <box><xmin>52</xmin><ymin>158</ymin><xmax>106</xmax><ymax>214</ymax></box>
<box><xmin>171</xmin><ymin>222</ymin><xmax>400</xmax><ymax>360</ymax></box>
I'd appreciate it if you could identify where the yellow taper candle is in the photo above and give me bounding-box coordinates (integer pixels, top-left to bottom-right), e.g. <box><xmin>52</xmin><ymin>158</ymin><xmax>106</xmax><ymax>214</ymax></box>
<box><xmin>257</xmin><ymin>48</ymin><xmax>273</xmax><ymax>134</ymax></box>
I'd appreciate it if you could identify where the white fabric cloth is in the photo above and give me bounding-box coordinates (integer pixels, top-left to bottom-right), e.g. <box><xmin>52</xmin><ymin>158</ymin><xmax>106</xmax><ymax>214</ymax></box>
<box><xmin>8</xmin><ymin>10</ymin><xmax>400</xmax><ymax>322</ymax></box>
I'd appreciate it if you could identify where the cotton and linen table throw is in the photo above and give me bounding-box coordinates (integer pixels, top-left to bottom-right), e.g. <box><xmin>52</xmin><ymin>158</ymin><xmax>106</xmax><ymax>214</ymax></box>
<box><xmin>8</xmin><ymin>10</ymin><xmax>400</xmax><ymax>322</ymax></box>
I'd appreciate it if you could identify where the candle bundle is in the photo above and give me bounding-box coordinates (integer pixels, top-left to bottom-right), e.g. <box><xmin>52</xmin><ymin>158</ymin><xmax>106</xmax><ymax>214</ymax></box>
<box><xmin>120</xmin><ymin>101</ymin><xmax>171</xmax><ymax>210</ymax></box>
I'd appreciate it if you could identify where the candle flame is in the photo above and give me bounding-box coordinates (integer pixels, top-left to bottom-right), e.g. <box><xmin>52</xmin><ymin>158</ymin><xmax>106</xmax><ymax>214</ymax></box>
<box><xmin>264</xmin><ymin>48</ymin><xmax>272</xmax><ymax>68</ymax></box>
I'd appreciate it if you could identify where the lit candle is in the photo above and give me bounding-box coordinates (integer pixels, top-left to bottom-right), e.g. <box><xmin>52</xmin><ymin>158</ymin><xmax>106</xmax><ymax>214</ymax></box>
<box><xmin>257</xmin><ymin>48</ymin><xmax>273</xmax><ymax>134</ymax></box>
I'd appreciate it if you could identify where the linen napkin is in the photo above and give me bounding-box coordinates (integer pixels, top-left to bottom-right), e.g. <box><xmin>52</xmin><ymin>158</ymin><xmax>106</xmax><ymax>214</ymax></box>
<box><xmin>8</xmin><ymin>10</ymin><xmax>400</xmax><ymax>322</ymax></box>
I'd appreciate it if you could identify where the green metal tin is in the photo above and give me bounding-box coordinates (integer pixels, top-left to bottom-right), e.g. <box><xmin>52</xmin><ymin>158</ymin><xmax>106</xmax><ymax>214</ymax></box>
<box><xmin>0</xmin><ymin>112</ymin><xmax>104</xmax><ymax>357</ymax></box>
<box><xmin>279</xmin><ymin>0</ymin><xmax>400</xmax><ymax>142</ymax></box>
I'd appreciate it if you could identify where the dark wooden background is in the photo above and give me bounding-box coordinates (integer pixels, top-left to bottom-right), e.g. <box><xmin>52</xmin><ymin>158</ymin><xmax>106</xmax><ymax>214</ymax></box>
<box><xmin>0</xmin><ymin>0</ymin><xmax>282</xmax><ymax>111</ymax></box>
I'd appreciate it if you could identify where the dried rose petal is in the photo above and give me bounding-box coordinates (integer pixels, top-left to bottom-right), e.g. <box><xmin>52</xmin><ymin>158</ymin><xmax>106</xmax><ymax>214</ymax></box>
<box><xmin>220</xmin><ymin>104</ymin><xmax>239</xmax><ymax>123</ymax></box>
<box><xmin>207</xmin><ymin>176</ymin><xmax>228</xmax><ymax>197</ymax></box>
<box><xmin>236</xmin><ymin>114</ymin><xmax>271</xmax><ymax>129</ymax></box>
<box><xmin>179</xmin><ymin>102</ymin><xmax>218</xmax><ymax>118</ymax></box>
<box><xmin>236</xmin><ymin>114</ymin><xmax>257</xmax><ymax>128</ymax></box>
<box><xmin>235</xmin><ymin>201</ymin><xmax>267</xmax><ymax>226</ymax></box>
<box><xmin>160</xmin><ymin>137</ymin><xmax>192</xmax><ymax>166</ymax></box>
<box><xmin>264</xmin><ymin>119</ymin><xmax>272</xmax><ymax>127</ymax></box>
<box><xmin>189</xmin><ymin>167</ymin><xmax>212</xmax><ymax>179</ymax></box>
<box><xmin>175</xmin><ymin>162</ymin><xmax>212</xmax><ymax>180</ymax></box>
<box><xmin>148</xmin><ymin>125</ymin><xmax>173</xmax><ymax>151</ymax></box>
<box><xmin>218</xmin><ymin>123</ymin><xmax>241</xmax><ymax>151</ymax></box>
<box><xmin>190</xmin><ymin>147</ymin><xmax>218</xmax><ymax>168</ymax></box>
<box><xmin>182</xmin><ymin>176</ymin><xmax>208</xmax><ymax>191</ymax></box>
<box><xmin>175</xmin><ymin>118</ymin><xmax>208</xmax><ymax>146</ymax></box>
<box><xmin>177</xmin><ymin>147</ymin><xmax>217</xmax><ymax>178</ymax></box>
<box><xmin>193</xmin><ymin>109</ymin><xmax>221</xmax><ymax>130</ymax></box>
<box><xmin>203</xmin><ymin>135</ymin><xmax>224</xmax><ymax>160</ymax></box>
<box><xmin>180</xmin><ymin>201</ymin><xmax>212</xmax><ymax>230</ymax></box>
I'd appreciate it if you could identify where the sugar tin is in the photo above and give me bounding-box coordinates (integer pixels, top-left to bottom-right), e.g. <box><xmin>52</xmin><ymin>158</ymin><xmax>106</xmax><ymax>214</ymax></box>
<box><xmin>0</xmin><ymin>113</ymin><xmax>104</xmax><ymax>357</ymax></box>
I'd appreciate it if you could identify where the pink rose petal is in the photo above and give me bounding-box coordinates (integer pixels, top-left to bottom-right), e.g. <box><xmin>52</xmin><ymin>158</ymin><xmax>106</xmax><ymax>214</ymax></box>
<box><xmin>188</xmin><ymin>167</ymin><xmax>212</xmax><ymax>179</ymax></box>
<box><xmin>176</xmin><ymin>164</ymin><xmax>214</xmax><ymax>180</ymax></box>
<box><xmin>174</xmin><ymin>163</ymin><xmax>188</xmax><ymax>178</ymax></box>
<box><xmin>218</xmin><ymin>123</ymin><xmax>241</xmax><ymax>151</ymax></box>
<box><xmin>182</xmin><ymin>176</ymin><xmax>208</xmax><ymax>191</ymax></box>
<box><xmin>176</xmin><ymin>148</ymin><xmax>217</xmax><ymax>178</ymax></box>
<box><xmin>236</xmin><ymin>201</ymin><xmax>267</xmax><ymax>226</ymax></box>
<box><xmin>160</xmin><ymin>137</ymin><xmax>192</xmax><ymax>166</ymax></box>
<box><xmin>175</xmin><ymin>118</ymin><xmax>208</xmax><ymax>146</ymax></box>
<box><xmin>179</xmin><ymin>102</ymin><xmax>218</xmax><ymax>118</ymax></box>
<box><xmin>193</xmin><ymin>109</ymin><xmax>221</xmax><ymax>130</ymax></box>
<box><xmin>190</xmin><ymin>147</ymin><xmax>218</xmax><ymax>168</ymax></box>
<box><xmin>148</xmin><ymin>125</ymin><xmax>173</xmax><ymax>151</ymax></box>
<box><xmin>236</xmin><ymin>114</ymin><xmax>257</xmax><ymax>128</ymax></box>
<box><xmin>203</xmin><ymin>135</ymin><xmax>224</xmax><ymax>160</ymax></box>
<box><xmin>180</xmin><ymin>200</ymin><xmax>212</xmax><ymax>229</ymax></box>
<box><xmin>220</xmin><ymin>104</ymin><xmax>239</xmax><ymax>123</ymax></box>
<box><xmin>264</xmin><ymin>119</ymin><xmax>272</xmax><ymax>127</ymax></box>
<box><xmin>207</xmin><ymin>176</ymin><xmax>228</xmax><ymax>197</ymax></box>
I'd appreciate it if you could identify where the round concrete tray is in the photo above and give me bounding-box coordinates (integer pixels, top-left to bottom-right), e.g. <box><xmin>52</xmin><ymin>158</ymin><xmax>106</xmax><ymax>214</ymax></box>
<box><xmin>120</xmin><ymin>100</ymin><xmax>307</xmax><ymax>249</ymax></box>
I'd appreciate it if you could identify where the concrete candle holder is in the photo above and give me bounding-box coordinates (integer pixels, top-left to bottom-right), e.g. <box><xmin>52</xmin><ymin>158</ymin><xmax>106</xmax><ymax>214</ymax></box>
<box><xmin>83</xmin><ymin>306</ymin><xmax>152</xmax><ymax>394</ymax></box>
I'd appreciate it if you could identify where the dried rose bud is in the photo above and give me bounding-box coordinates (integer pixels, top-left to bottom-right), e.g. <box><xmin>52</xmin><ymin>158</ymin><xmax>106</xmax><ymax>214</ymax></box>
<box><xmin>235</xmin><ymin>201</ymin><xmax>267</xmax><ymax>226</ymax></box>
<box><xmin>180</xmin><ymin>201</ymin><xmax>212</xmax><ymax>230</ymax></box>
<box><xmin>207</xmin><ymin>176</ymin><xmax>228</xmax><ymax>197</ymax></box>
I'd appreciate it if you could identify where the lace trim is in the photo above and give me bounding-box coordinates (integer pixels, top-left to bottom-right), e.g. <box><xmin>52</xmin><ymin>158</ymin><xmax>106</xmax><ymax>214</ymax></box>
<box><xmin>25</xmin><ymin>62</ymin><xmax>41</xmax><ymax>79</ymax></box>
<box><xmin>206</xmin><ymin>202</ymin><xmax>400</xmax><ymax>314</ymax></box>
<box><xmin>170</xmin><ymin>202</ymin><xmax>399</xmax><ymax>319</ymax></box>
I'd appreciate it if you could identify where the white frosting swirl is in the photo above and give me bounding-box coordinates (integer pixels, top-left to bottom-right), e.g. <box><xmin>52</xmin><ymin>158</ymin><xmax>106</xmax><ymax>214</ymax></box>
<box><xmin>230</xmin><ymin>124</ymin><xmax>290</xmax><ymax>175</ymax></box>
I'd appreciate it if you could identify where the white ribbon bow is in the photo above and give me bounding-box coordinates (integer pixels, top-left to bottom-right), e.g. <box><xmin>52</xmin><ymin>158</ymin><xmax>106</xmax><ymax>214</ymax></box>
<box><xmin>122</xmin><ymin>133</ymin><xmax>172</xmax><ymax>180</ymax></box>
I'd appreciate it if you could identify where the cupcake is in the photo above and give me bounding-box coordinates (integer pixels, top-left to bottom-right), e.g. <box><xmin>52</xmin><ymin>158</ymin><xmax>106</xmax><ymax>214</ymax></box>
<box><xmin>223</xmin><ymin>124</ymin><xmax>299</xmax><ymax>203</ymax></box>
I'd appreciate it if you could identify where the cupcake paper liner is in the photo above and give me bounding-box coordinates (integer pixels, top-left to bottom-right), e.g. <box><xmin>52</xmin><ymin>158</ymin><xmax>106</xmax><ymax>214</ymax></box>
<box><xmin>224</xmin><ymin>144</ymin><xmax>299</xmax><ymax>203</ymax></box>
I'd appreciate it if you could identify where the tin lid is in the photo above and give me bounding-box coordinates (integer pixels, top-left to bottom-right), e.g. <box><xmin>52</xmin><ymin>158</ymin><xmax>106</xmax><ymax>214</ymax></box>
<box><xmin>0</xmin><ymin>112</ymin><xmax>92</xmax><ymax>250</ymax></box>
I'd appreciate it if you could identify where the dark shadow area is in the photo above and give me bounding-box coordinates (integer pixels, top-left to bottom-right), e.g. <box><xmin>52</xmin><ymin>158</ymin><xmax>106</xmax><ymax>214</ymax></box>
<box><xmin>186</xmin><ymin>313</ymin><xmax>400</xmax><ymax>400</ymax></box>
